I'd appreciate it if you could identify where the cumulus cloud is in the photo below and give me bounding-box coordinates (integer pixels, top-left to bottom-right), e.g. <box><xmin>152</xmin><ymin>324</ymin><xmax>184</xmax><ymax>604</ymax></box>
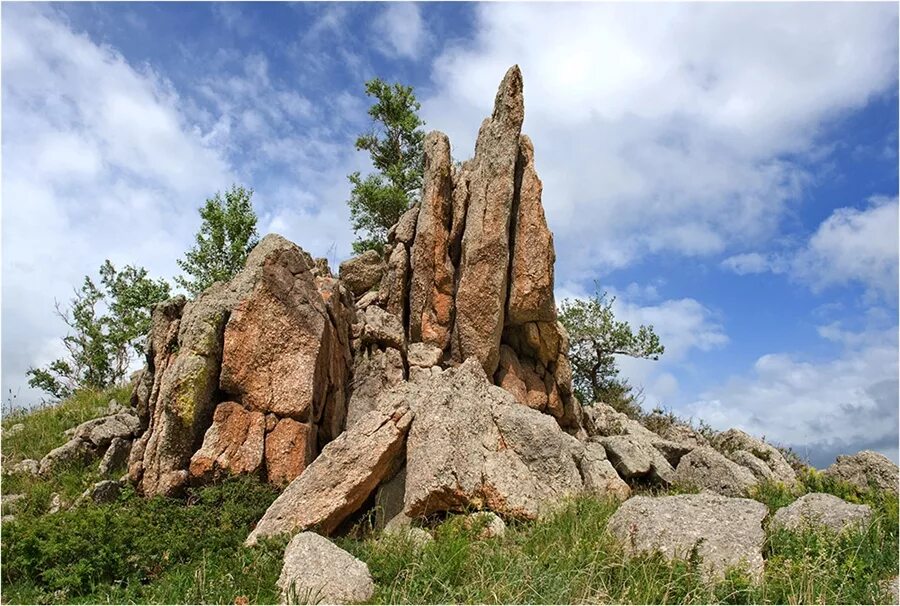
<box><xmin>722</xmin><ymin>196</ymin><xmax>899</xmax><ymax>299</ymax></box>
<box><xmin>372</xmin><ymin>3</ymin><xmax>427</xmax><ymax>59</ymax></box>
<box><xmin>422</xmin><ymin>3</ymin><xmax>898</xmax><ymax>283</ymax></box>
<box><xmin>685</xmin><ymin>323</ymin><xmax>899</xmax><ymax>466</ymax></box>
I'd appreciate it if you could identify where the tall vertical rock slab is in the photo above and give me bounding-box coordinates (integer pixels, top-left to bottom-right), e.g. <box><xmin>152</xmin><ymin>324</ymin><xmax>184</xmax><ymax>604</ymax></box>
<box><xmin>453</xmin><ymin>65</ymin><xmax>525</xmax><ymax>376</ymax></box>
<box><xmin>506</xmin><ymin>135</ymin><xmax>556</xmax><ymax>326</ymax></box>
<box><xmin>409</xmin><ymin>132</ymin><xmax>455</xmax><ymax>351</ymax></box>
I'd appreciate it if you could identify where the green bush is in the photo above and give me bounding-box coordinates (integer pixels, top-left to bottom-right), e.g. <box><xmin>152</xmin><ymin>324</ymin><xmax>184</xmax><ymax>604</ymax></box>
<box><xmin>1</xmin><ymin>476</ymin><xmax>281</xmax><ymax>604</ymax></box>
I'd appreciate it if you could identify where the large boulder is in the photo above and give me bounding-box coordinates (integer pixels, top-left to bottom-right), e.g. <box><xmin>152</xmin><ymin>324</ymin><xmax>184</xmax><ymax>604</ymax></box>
<box><xmin>824</xmin><ymin>450</ymin><xmax>898</xmax><ymax>494</ymax></box>
<box><xmin>398</xmin><ymin>359</ymin><xmax>584</xmax><ymax>520</ymax></box>
<box><xmin>246</xmin><ymin>405</ymin><xmax>413</xmax><ymax>544</ymax></box>
<box><xmin>577</xmin><ymin>442</ymin><xmax>631</xmax><ymax>501</ymax></box>
<box><xmin>453</xmin><ymin>66</ymin><xmax>524</xmax><ymax>376</ymax></box>
<box><xmin>607</xmin><ymin>493</ymin><xmax>768</xmax><ymax>581</ymax></box>
<box><xmin>277</xmin><ymin>532</ymin><xmax>374</xmax><ymax>605</ymax></box>
<box><xmin>672</xmin><ymin>446</ymin><xmax>758</xmax><ymax>497</ymax></box>
<box><xmin>39</xmin><ymin>438</ymin><xmax>93</xmax><ymax>476</ymax></box>
<box><xmin>713</xmin><ymin>428</ymin><xmax>797</xmax><ymax>486</ymax></box>
<box><xmin>599</xmin><ymin>435</ymin><xmax>675</xmax><ymax>485</ymax></box>
<box><xmin>772</xmin><ymin>493</ymin><xmax>873</xmax><ymax>534</ymax></box>
<box><xmin>264</xmin><ymin>417</ymin><xmax>316</xmax><ymax>486</ymax></box>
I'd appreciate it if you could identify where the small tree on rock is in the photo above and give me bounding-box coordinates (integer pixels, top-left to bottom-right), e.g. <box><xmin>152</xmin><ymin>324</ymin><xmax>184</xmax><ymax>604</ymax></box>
<box><xmin>176</xmin><ymin>185</ymin><xmax>259</xmax><ymax>296</ymax></box>
<box><xmin>27</xmin><ymin>262</ymin><xmax>171</xmax><ymax>400</ymax></box>
<box><xmin>347</xmin><ymin>78</ymin><xmax>425</xmax><ymax>254</ymax></box>
<box><xmin>558</xmin><ymin>290</ymin><xmax>664</xmax><ymax>416</ymax></box>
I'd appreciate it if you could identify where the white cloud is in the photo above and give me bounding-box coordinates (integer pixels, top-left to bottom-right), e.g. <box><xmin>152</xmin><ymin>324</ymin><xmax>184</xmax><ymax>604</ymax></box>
<box><xmin>422</xmin><ymin>3</ymin><xmax>898</xmax><ymax>283</ymax></box>
<box><xmin>372</xmin><ymin>4</ymin><xmax>427</xmax><ymax>59</ymax></box>
<box><xmin>794</xmin><ymin>196</ymin><xmax>899</xmax><ymax>297</ymax></box>
<box><xmin>722</xmin><ymin>196</ymin><xmax>899</xmax><ymax>299</ymax></box>
<box><xmin>685</xmin><ymin>323</ymin><xmax>898</xmax><ymax>466</ymax></box>
<box><xmin>1</xmin><ymin>5</ymin><xmax>233</xmax><ymax>404</ymax></box>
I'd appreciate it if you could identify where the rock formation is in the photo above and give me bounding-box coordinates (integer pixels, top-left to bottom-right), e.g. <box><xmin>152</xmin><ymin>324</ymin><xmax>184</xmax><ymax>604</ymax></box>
<box><xmin>115</xmin><ymin>66</ymin><xmax>898</xmax><ymax>585</ymax></box>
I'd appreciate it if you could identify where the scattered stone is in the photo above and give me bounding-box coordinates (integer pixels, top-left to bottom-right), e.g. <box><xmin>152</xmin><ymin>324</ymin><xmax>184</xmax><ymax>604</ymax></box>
<box><xmin>824</xmin><ymin>450</ymin><xmax>899</xmax><ymax>494</ymax></box>
<box><xmin>577</xmin><ymin>442</ymin><xmax>631</xmax><ymax>501</ymax></box>
<box><xmin>772</xmin><ymin>493</ymin><xmax>873</xmax><ymax>534</ymax></box>
<box><xmin>48</xmin><ymin>493</ymin><xmax>64</xmax><ymax>514</ymax></box>
<box><xmin>189</xmin><ymin>403</ymin><xmax>266</xmax><ymax>482</ymax></box>
<box><xmin>39</xmin><ymin>438</ymin><xmax>94</xmax><ymax>476</ymax></box>
<box><xmin>599</xmin><ymin>435</ymin><xmax>675</xmax><ymax>484</ymax></box>
<box><xmin>464</xmin><ymin>511</ymin><xmax>506</xmax><ymax>539</ymax></box>
<box><xmin>673</xmin><ymin>446</ymin><xmax>758</xmax><ymax>497</ymax></box>
<box><xmin>277</xmin><ymin>532</ymin><xmax>374</xmax><ymax>605</ymax></box>
<box><xmin>106</xmin><ymin>399</ymin><xmax>126</xmax><ymax>414</ymax></box>
<box><xmin>339</xmin><ymin>249</ymin><xmax>384</xmax><ymax>297</ymax></box>
<box><xmin>1</xmin><ymin>515</ymin><xmax>15</xmax><ymax>524</ymax></box>
<box><xmin>713</xmin><ymin>428</ymin><xmax>797</xmax><ymax>486</ymax></box>
<box><xmin>400</xmin><ymin>360</ymin><xmax>584</xmax><ymax>520</ymax></box>
<box><xmin>81</xmin><ymin>480</ymin><xmax>123</xmax><ymax>504</ymax></box>
<box><xmin>11</xmin><ymin>459</ymin><xmax>39</xmax><ymax>476</ymax></box>
<box><xmin>880</xmin><ymin>577</ymin><xmax>899</xmax><ymax>604</ymax></box>
<box><xmin>99</xmin><ymin>437</ymin><xmax>132</xmax><ymax>477</ymax></box>
<box><xmin>384</xmin><ymin>524</ymin><xmax>433</xmax><ymax>548</ymax></box>
<box><xmin>354</xmin><ymin>289</ymin><xmax>379</xmax><ymax>311</ymax></box>
<box><xmin>407</xmin><ymin>342</ymin><xmax>443</xmax><ymax>368</ymax></box>
<box><xmin>6</xmin><ymin>423</ymin><xmax>24</xmax><ymax>437</ymax></box>
<box><xmin>607</xmin><ymin>493</ymin><xmax>768</xmax><ymax>581</ymax></box>
<box><xmin>2</xmin><ymin>494</ymin><xmax>25</xmax><ymax>514</ymax></box>
<box><xmin>247</xmin><ymin>406</ymin><xmax>414</xmax><ymax>544</ymax></box>
<box><xmin>71</xmin><ymin>413</ymin><xmax>141</xmax><ymax>449</ymax></box>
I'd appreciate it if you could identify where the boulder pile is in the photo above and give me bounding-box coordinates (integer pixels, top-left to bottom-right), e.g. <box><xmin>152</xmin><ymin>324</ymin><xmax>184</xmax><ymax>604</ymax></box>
<box><xmin>111</xmin><ymin>66</ymin><xmax>899</xmax><ymax>593</ymax></box>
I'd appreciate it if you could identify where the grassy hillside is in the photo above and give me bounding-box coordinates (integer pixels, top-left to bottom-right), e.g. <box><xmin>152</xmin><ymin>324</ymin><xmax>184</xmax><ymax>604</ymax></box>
<box><xmin>1</xmin><ymin>390</ymin><xmax>897</xmax><ymax>604</ymax></box>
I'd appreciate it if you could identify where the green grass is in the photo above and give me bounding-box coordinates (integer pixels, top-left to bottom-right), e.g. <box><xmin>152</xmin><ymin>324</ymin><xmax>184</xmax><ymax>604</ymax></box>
<box><xmin>2</xmin><ymin>386</ymin><xmax>133</xmax><ymax>464</ymax></box>
<box><xmin>2</xmin><ymin>391</ymin><xmax>897</xmax><ymax>604</ymax></box>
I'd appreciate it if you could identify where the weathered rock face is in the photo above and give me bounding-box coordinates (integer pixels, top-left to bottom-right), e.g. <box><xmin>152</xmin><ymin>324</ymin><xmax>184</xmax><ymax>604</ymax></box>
<box><xmin>246</xmin><ymin>406</ymin><xmax>413</xmax><ymax>544</ymax></box>
<box><xmin>130</xmin><ymin>235</ymin><xmax>353</xmax><ymax>496</ymax></box>
<box><xmin>772</xmin><ymin>493</ymin><xmax>872</xmax><ymax>534</ymax></box>
<box><xmin>277</xmin><ymin>532</ymin><xmax>374</xmax><ymax>605</ymax></box>
<box><xmin>607</xmin><ymin>494</ymin><xmax>768</xmax><ymax>581</ymax></box>
<box><xmin>396</xmin><ymin>360</ymin><xmax>584</xmax><ymax>520</ymax></box>
<box><xmin>824</xmin><ymin>450</ymin><xmax>899</xmax><ymax>494</ymax></box>
<box><xmin>338</xmin><ymin>249</ymin><xmax>384</xmax><ymax>297</ymax></box>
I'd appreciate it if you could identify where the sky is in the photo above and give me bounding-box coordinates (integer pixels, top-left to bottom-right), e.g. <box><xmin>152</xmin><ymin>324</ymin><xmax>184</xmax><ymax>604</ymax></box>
<box><xmin>2</xmin><ymin>2</ymin><xmax>898</xmax><ymax>468</ymax></box>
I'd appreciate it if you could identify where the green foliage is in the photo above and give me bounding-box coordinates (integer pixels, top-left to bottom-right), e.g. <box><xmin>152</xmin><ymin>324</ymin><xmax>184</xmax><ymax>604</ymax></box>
<box><xmin>1</xmin><ymin>477</ymin><xmax>282</xmax><ymax>604</ymax></box>
<box><xmin>26</xmin><ymin>263</ymin><xmax>170</xmax><ymax>400</ymax></box>
<box><xmin>176</xmin><ymin>184</ymin><xmax>259</xmax><ymax>296</ymax></box>
<box><xmin>559</xmin><ymin>289</ymin><xmax>665</xmax><ymax>414</ymax></box>
<box><xmin>347</xmin><ymin>78</ymin><xmax>425</xmax><ymax>254</ymax></box>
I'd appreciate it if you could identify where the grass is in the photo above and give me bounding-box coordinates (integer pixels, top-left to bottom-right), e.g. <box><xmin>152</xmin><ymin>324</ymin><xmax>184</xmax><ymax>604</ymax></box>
<box><xmin>1</xmin><ymin>390</ymin><xmax>897</xmax><ymax>604</ymax></box>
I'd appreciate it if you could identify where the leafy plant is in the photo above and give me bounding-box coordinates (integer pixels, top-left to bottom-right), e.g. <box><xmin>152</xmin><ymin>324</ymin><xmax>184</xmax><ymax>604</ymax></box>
<box><xmin>26</xmin><ymin>263</ymin><xmax>170</xmax><ymax>400</ymax></box>
<box><xmin>347</xmin><ymin>78</ymin><xmax>426</xmax><ymax>254</ymax></box>
<box><xmin>559</xmin><ymin>289</ymin><xmax>664</xmax><ymax>415</ymax></box>
<box><xmin>176</xmin><ymin>184</ymin><xmax>259</xmax><ymax>296</ymax></box>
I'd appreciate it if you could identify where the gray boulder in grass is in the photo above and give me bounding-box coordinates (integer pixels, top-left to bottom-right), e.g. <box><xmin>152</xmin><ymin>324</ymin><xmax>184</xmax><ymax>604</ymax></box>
<box><xmin>277</xmin><ymin>532</ymin><xmax>374</xmax><ymax>605</ymax></box>
<box><xmin>606</xmin><ymin>493</ymin><xmax>768</xmax><ymax>581</ymax></box>
<box><xmin>771</xmin><ymin>493</ymin><xmax>873</xmax><ymax>534</ymax></box>
<box><xmin>824</xmin><ymin>450</ymin><xmax>898</xmax><ymax>494</ymax></box>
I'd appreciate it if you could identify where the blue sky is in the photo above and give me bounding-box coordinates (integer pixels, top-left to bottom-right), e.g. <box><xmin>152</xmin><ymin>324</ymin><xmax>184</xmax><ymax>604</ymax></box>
<box><xmin>2</xmin><ymin>2</ymin><xmax>898</xmax><ymax>468</ymax></box>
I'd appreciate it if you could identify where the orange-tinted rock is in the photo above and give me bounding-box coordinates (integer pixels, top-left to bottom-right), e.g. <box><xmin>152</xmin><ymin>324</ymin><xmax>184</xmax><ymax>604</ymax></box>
<box><xmin>189</xmin><ymin>402</ymin><xmax>266</xmax><ymax>482</ymax></box>
<box><xmin>454</xmin><ymin>66</ymin><xmax>524</xmax><ymax>376</ymax></box>
<box><xmin>507</xmin><ymin>135</ymin><xmax>555</xmax><ymax>326</ymax></box>
<box><xmin>409</xmin><ymin>131</ymin><xmax>455</xmax><ymax>351</ymax></box>
<box><xmin>265</xmin><ymin>418</ymin><xmax>316</xmax><ymax>486</ymax></box>
<box><xmin>219</xmin><ymin>240</ymin><xmax>348</xmax><ymax>421</ymax></box>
